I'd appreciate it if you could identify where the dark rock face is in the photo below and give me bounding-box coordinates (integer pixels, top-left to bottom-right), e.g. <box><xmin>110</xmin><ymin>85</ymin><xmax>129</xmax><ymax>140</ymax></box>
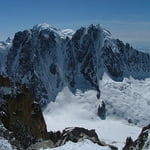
<box><xmin>72</xmin><ymin>25</ymin><xmax>100</xmax><ymax>91</ymax></box>
<box><xmin>6</xmin><ymin>29</ymin><xmax>50</xmax><ymax>107</ymax></box>
<box><xmin>0</xmin><ymin>75</ymin><xmax>48</xmax><ymax>149</ymax></box>
<box><xmin>0</xmin><ymin>74</ymin><xmax>12</xmax><ymax>124</ymax></box>
<box><xmin>50</xmin><ymin>63</ymin><xmax>57</xmax><ymax>75</ymax></box>
<box><xmin>97</xmin><ymin>101</ymin><xmax>106</xmax><ymax>120</ymax></box>
<box><xmin>0</xmin><ymin>74</ymin><xmax>11</xmax><ymax>87</ymax></box>
<box><xmin>102</xmin><ymin>46</ymin><xmax>123</xmax><ymax>80</ymax></box>
<box><xmin>123</xmin><ymin>137</ymin><xmax>134</xmax><ymax>150</ymax></box>
<box><xmin>123</xmin><ymin>124</ymin><xmax>150</xmax><ymax>150</ymax></box>
<box><xmin>5</xmin><ymin>86</ymin><xmax>48</xmax><ymax>146</ymax></box>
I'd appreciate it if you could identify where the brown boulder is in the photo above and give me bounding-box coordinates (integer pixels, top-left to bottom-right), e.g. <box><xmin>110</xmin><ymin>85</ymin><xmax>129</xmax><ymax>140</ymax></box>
<box><xmin>0</xmin><ymin>80</ymin><xmax>48</xmax><ymax>148</ymax></box>
<box><xmin>6</xmin><ymin>85</ymin><xmax>48</xmax><ymax>139</ymax></box>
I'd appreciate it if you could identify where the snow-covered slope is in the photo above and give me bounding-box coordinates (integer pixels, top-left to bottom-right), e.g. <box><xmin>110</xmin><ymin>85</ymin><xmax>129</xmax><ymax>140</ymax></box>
<box><xmin>42</xmin><ymin>140</ymin><xmax>111</xmax><ymax>150</ymax></box>
<box><xmin>43</xmin><ymin>86</ymin><xmax>141</xmax><ymax>149</ymax></box>
<box><xmin>100</xmin><ymin>73</ymin><xmax>150</xmax><ymax>127</ymax></box>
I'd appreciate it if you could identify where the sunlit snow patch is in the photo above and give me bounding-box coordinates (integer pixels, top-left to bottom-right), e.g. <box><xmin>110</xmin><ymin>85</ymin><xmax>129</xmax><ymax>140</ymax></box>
<box><xmin>40</xmin><ymin>140</ymin><xmax>111</xmax><ymax>150</ymax></box>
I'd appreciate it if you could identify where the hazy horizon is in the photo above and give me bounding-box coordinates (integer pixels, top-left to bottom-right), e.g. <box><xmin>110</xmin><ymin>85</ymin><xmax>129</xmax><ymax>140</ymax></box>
<box><xmin>0</xmin><ymin>0</ymin><xmax>150</xmax><ymax>52</ymax></box>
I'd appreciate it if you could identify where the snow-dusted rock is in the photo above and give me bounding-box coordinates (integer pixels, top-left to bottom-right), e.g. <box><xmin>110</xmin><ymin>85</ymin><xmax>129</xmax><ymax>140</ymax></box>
<box><xmin>123</xmin><ymin>124</ymin><xmax>150</xmax><ymax>150</ymax></box>
<box><xmin>31</xmin><ymin>127</ymin><xmax>118</xmax><ymax>150</ymax></box>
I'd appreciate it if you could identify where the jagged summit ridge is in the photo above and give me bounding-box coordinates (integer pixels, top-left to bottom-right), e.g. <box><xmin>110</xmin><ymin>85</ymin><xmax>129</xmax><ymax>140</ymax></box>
<box><xmin>32</xmin><ymin>23</ymin><xmax>110</xmax><ymax>40</ymax></box>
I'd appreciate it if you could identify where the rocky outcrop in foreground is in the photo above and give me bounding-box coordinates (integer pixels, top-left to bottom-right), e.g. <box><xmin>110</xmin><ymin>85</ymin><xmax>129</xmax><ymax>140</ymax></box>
<box><xmin>123</xmin><ymin>124</ymin><xmax>150</xmax><ymax>150</ymax></box>
<box><xmin>0</xmin><ymin>74</ymin><xmax>117</xmax><ymax>149</ymax></box>
<box><xmin>0</xmin><ymin>75</ymin><xmax>48</xmax><ymax>149</ymax></box>
<box><xmin>31</xmin><ymin>127</ymin><xmax>118</xmax><ymax>150</ymax></box>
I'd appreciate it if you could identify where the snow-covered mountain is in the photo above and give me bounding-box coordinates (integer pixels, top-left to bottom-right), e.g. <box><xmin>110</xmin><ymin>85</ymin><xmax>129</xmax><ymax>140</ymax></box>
<box><xmin>0</xmin><ymin>23</ymin><xmax>149</xmax><ymax>127</ymax></box>
<box><xmin>4</xmin><ymin>23</ymin><xmax>150</xmax><ymax>107</ymax></box>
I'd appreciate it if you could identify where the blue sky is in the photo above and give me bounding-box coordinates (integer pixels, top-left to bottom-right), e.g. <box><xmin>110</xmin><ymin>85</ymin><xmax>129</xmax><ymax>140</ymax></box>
<box><xmin>0</xmin><ymin>0</ymin><xmax>150</xmax><ymax>51</ymax></box>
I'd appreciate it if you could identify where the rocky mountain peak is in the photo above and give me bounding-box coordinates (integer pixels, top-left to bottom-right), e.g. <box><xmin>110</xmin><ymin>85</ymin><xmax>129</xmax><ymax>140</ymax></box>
<box><xmin>0</xmin><ymin>23</ymin><xmax>149</xmax><ymax>109</ymax></box>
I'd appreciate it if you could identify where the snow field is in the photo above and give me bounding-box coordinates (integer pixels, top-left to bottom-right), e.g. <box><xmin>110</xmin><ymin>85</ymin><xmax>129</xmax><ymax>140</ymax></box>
<box><xmin>43</xmin><ymin>84</ymin><xmax>142</xmax><ymax>149</ymax></box>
